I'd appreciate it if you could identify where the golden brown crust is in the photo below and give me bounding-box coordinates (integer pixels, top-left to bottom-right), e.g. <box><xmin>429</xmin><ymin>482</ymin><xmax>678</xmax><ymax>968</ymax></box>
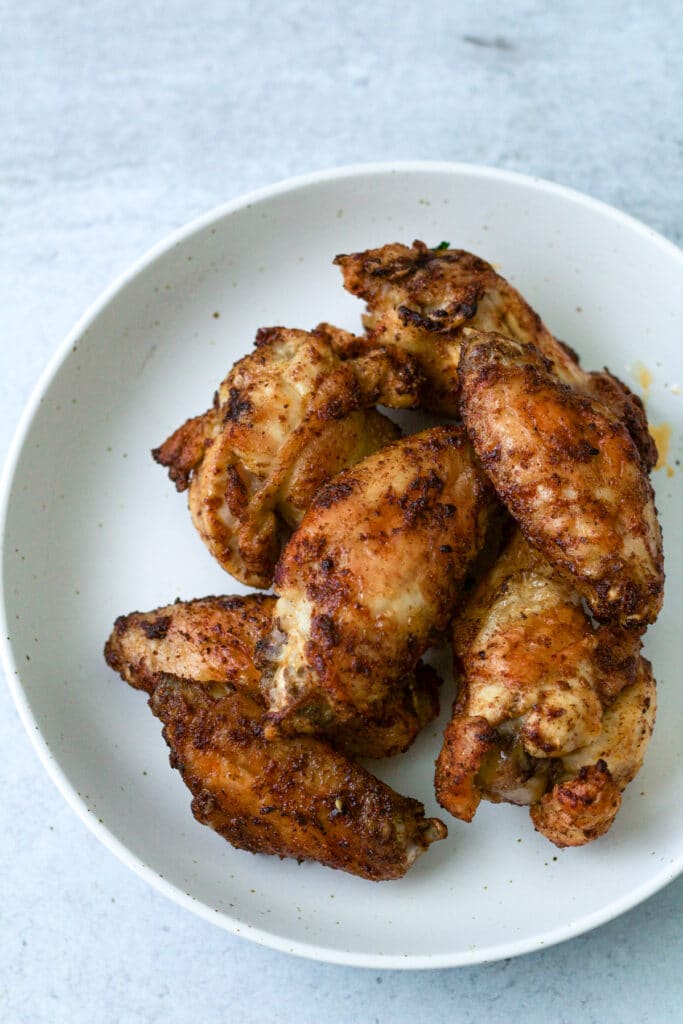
<box><xmin>152</xmin><ymin>679</ymin><xmax>446</xmax><ymax>880</ymax></box>
<box><xmin>104</xmin><ymin>594</ymin><xmax>272</xmax><ymax>694</ymax></box>
<box><xmin>104</xmin><ymin>595</ymin><xmax>441</xmax><ymax>760</ymax></box>
<box><xmin>558</xmin><ymin>655</ymin><xmax>656</xmax><ymax>789</ymax></box>
<box><xmin>261</xmin><ymin>425</ymin><xmax>497</xmax><ymax>734</ymax></box>
<box><xmin>152</xmin><ymin>325</ymin><xmax>423</xmax><ymax>588</ymax></box>
<box><xmin>529</xmin><ymin>762</ymin><xmax>622</xmax><ymax>847</ymax></box>
<box><xmin>104</xmin><ymin>594</ymin><xmax>447</xmax><ymax>879</ymax></box>
<box><xmin>152</xmin><ymin>408</ymin><xmax>223</xmax><ymax>492</ymax></box>
<box><xmin>335</xmin><ymin>241</ymin><xmax>656</xmax><ymax>470</ymax></box>
<box><xmin>335</xmin><ymin>241</ymin><xmax>493</xmax><ymax>415</ymax></box>
<box><xmin>435</xmin><ymin>531</ymin><xmax>656</xmax><ymax>847</ymax></box>
<box><xmin>318</xmin><ymin>660</ymin><xmax>442</xmax><ymax>760</ymax></box>
<box><xmin>458</xmin><ymin>330</ymin><xmax>664</xmax><ymax>627</ymax></box>
<box><xmin>584</xmin><ymin>369</ymin><xmax>657</xmax><ymax>473</ymax></box>
<box><xmin>434</xmin><ymin>715</ymin><xmax>498</xmax><ymax>822</ymax></box>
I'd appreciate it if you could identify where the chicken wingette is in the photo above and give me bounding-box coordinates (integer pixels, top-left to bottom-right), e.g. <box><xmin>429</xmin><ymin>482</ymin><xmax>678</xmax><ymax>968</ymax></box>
<box><xmin>458</xmin><ymin>330</ymin><xmax>664</xmax><ymax>628</ymax></box>
<box><xmin>434</xmin><ymin>531</ymin><xmax>656</xmax><ymax>847</ymax></box>
<box><xmin>153</xmin><ymin>324</ymin><xmax>423</xmax><ymax>588</ymax></box>
<box><xmin>104</xmin><ymin>595</ymin><xmax>440</xmax><ymax>760</ymax></box>
<box><xmin>104</xmin><ymin>595</ymin><xmax>446</xmax><ymax>880</ymax></box>
<box><xmin>335</xmin><ymin>240</ymin><xmax>655</xmax><ymax>469</ymax></box>
<box><xmin>260</xmin><ymin>425</ymin><xmax>497</xmax><ymax>736</ymax></box>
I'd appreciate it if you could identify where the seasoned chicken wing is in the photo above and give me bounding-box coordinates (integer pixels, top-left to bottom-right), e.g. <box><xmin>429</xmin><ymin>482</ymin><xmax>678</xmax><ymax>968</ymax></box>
<box><xmin>153</xmin><ymin>324</ymin><xmax>424</xmax><ymax>588</ymax></box>
<box><xmin>260</xmin><ymin>425</ymin><xmax>497</xmax><ymax>736</ymax></box>
<box><xmin>105</xmin><ymin>596</ymin><xmax>446</xmax><ymax>880</ymax></box>
<box><xmin>434</xmin><ymin>531</ymin><xmax>656</xmax><ymax>846</ymax></box>
<box><xmin>335</xmin><ymin>241</ymin><xmax>655</xmax><ymax>469</ymax></box>
<box><xmin>458</xmin><ymin>331</ymin><xmax>664</xmax><ymax>627</ymax></box>
<box><xmin>104</xmin><ymin>594</ymin><xmax>440</xmax><ymax>760</ymax></box>
<box><xmin>153</xmin><ymin>681</ymin><xmax>446</xmax><ymax>880</ymax></box>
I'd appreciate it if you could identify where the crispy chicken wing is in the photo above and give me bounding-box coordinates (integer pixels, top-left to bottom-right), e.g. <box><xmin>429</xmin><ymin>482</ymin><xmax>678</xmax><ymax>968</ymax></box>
<box><xmin>153</xmin><ymin>324</ymin><xmax>424</xmax><ymax>587</ymax></box>
<box><xmin>260</xmin><ymin>425</ymin><xmax>497</xmax><ymax>736</ymax></box>
<box><xmin>335</xmin><ymin>241</ymin><xmax>655</xmax><ymax>469</ymax></box>
<box><xmin>434</xmin><ymin>531</ymin><xmax>656</xmax><ymax>846</ymax></box>
<box><xmin>458</xmin><ymin>330</ymin><xmax>664</xmax><ymax>627</ymax></box>
<box><xmin>105</xmin><ymin>596</ymin><xmax>446</xmax><ymax>880</ymax></box>
<box><xmin>104</xmin><ymin>595</ymin><xmax>440</xmax><ymax>760</ymax></box>
<box><xmin>152</xmin><ymin>681</ymin><xmax>446</xmax><ymax>880</ymax></box>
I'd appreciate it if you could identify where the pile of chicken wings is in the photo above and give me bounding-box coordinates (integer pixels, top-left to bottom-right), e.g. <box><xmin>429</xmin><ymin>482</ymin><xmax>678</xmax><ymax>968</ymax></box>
<box><xmin>105</xmin><ymin>240</ymin><xmax>663</xmax><ymax>880</ymax></box>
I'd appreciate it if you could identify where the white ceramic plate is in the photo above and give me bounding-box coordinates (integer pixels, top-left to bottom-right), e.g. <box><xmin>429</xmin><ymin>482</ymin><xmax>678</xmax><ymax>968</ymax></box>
<box><xmin>2</xmin><ymin>163</ymin><xmax>682</xmax><ymax>969</ymax></box>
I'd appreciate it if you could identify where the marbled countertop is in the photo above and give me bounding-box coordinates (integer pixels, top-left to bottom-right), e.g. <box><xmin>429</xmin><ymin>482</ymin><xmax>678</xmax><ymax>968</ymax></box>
<box><xmin>2</xmin><ymin>2</ymin><xmax>681</xmax><ymax>1021</ymax></box>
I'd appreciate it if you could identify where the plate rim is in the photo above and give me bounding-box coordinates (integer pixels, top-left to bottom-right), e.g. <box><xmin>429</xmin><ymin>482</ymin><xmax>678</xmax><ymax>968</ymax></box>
<box><xmin>1</xmin><ymin>160</ymin><xmax>682</xmax><ymax>969</ymax></box>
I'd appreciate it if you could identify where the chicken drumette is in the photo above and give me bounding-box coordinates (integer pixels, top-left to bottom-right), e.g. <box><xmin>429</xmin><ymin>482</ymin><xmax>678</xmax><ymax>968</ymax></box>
<box><xmin>434</xmin><ymin>530</ymin><xmax>656</xmax><ymax>847</ymax></box>
<box><xmin>105</xmin><ymin>595</ymin><xmax>446</xmax><ymax>880</ymax></box>
<box><xmin>260</xmin><ymin>425</ymin><xmax>497</xmax><ymax>737</ymax></box>
<box><xmin>153</xmin><ymin>324</ymin><xmax>424</xmax><ymax>588</ymax></box>
<box><xmin>335</xmin><ymin>240</ymin><xmax>655</xmax><ymax>469</ymax></box>
<box><xmin>458</xmin><ymin>330</ymin><xmax>663</xmax><ymax>628</ymax></box>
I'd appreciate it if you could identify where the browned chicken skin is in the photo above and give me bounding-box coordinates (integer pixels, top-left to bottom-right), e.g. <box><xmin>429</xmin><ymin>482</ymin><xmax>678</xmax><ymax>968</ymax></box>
<box><xmin>529</xmin><ymin>658</ymin><xmax>656</xmax><ymax>845</ymax></box>
<box><xmin>115</xmin><ymin>239</ymin><xmax>663</xmax><ymax>870</ymax></box>
<box><xmin>105</xmin><ymin>596</ymin><xmax>446</xmax><ymax>880</ymax></box>
<box><xmin>104</xmin><ymin>595</ymin><xmax>440</xmax><ymax>760</ymax></box>
<box><xmin>435</xmin><ymin>531</ymin><xmax>656</xmax><ymax>846</ymax></box>
<box><xmin>335</xmin><ymin>240</ymin><xmax>655</xmax><ymax>469</ymax></box>
<box><xmin>153</xmin><ymin>324</ymin><xmax>424</xmax><ymax>588</ymax></box>
<box><xmin>260</xmin><ymin>425</ymin><xmax>497</xmax><ymax>736</ymax></box>
<box><xmin>458</xmin><ymin>331</ymin><xmax>664</xmax><ymax>628</ymax></box>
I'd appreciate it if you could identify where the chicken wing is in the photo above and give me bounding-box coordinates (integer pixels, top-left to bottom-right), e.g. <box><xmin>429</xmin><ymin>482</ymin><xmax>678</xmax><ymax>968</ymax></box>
<box><xmin>104</xmin><ymin>594</ymin><xmax>440</xmax><ymax>760</ymax></box>
<box><xmin>260</xmin><ymin>425</ymin><xmax>497</xmax><ymax>736</ymax></box>
<box><xmin>458</xmin><ymin>330</ymin><xmax>664</xmax><ymax>628</ymax></box>
<box><xmin>434</xmin><ymin>530</ymin><xmax>656</xmax><ymax>846</ymax></box>
<box><xmin>105</xmin><ymin>596</ymin><xmax>447</xmax><ymax>880</ymax></box>
<box><xmin>335</xmin><ymin>241</ymin><xmax>655</xmax><ymax>469</ymax></box>
<box><xmin>153</xmin><ymin>324</ymin><xmax>424</xmax><ymax>588</ymax></box>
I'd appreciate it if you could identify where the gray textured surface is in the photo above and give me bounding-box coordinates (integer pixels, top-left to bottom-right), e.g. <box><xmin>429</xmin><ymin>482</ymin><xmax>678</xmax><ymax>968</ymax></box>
<box><xmin>2</xmin><ymin>1</ymin><xmax>682</xmax><ymax>1021</ymax></box>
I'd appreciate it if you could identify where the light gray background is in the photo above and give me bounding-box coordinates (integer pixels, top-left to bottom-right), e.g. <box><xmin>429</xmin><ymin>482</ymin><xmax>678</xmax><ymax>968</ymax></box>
<box><xmin>2</xmin><ymin>1</ymin><xmax>681</xmax><ymax>1021</ymax></box>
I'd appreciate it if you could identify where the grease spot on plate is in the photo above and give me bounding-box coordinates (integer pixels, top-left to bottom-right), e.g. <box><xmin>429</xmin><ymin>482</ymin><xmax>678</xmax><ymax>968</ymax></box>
<box><xmin>649</xmin><ymin>422</ymin><xmax>675</xmax><ymax>477</ymax></box>
<box><xmin>631</xmin><ymin>360</ymin><xmax>654</xmax><ymax>397</ymax></box>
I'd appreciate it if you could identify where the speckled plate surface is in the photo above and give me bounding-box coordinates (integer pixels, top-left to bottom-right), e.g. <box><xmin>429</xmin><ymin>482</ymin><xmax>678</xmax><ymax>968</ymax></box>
<box><xmin>2</xmin><ymin>163</ymin><xmax>682</xmax><ymax>968</ymax></box>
